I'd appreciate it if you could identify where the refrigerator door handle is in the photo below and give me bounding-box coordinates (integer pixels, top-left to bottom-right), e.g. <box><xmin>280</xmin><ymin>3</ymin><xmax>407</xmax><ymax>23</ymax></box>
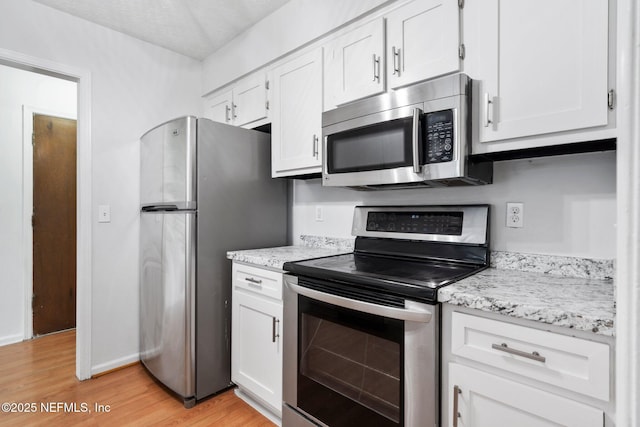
<box><xmin>141</xmin><ymin>204</ymin><xmax>179</xmax><ymax>212</ymax></box>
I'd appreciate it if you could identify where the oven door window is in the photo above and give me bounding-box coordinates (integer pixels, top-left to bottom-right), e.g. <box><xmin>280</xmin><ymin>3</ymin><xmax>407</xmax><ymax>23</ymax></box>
<box><xmin>297</xmin><ymin>295</ymin><xmax>404</xmax><ymax>427</ymax></box>
<box><xmin>326</xmin><ymin>116</ymin><xmax>415</xmax><ymax>174</ymax></box>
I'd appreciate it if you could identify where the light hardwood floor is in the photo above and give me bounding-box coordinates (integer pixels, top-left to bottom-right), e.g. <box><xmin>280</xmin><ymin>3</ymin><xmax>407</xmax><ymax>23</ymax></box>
<box><xmin>0</xmin><ymin>330</ymin><xmax>275</xmax><ymax>426</ymax></box>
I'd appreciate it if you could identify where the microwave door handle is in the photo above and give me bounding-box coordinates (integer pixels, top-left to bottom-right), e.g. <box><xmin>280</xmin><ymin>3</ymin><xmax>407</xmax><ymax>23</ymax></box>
<box><xmin>412</xmin><ymin>107</ymin><xmax>422</xmax><ymax>173</ymax></box>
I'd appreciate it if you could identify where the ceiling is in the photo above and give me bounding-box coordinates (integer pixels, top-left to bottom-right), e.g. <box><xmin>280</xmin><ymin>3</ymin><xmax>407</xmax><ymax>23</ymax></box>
<box><xmin>33</xmin><ymin>0</ymin><xmax>290</xmax><ymax>60</ymax></box>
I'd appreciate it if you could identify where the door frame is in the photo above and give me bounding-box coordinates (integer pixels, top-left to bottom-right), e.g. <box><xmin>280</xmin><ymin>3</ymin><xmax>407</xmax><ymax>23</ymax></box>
<box><xmin>616</xmin><ymin>0</ymin><xmax>640</xmax><ymax>424</ymax></box>
<box><xmin>0</xmin><ymin>47</ymin><xmax>92</xmax><ymax>381</ymax></box>
<box><xmin>22</xmin><ymin>107</ymin><xmax>77</xmax><ymax>340</ymax></box>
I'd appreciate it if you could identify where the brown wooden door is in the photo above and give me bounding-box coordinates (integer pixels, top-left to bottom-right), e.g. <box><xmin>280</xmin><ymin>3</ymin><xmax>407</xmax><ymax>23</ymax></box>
<box><xmin>32</xmin><ymin>114</ymin><xmax>77</xmax><ymax>336</ymax></box>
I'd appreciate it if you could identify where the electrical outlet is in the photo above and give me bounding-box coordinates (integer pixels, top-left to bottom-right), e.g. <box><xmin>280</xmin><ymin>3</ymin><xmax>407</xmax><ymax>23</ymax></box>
<box><xmin>506</xmin><ymin>202</ymin><xmax>524</xmax><ymax>228</ymax></box>
<box><xmin>315</xmin><ymin>206</ymin><xmax>324</xmax><ymax>222</ymax></box>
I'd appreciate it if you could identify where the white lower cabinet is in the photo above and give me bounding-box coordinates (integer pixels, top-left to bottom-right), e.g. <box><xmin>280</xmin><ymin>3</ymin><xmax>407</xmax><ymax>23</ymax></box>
<box><xmin>231</xmin><ymin>262</ymin><xmax>283</xmax><ymax>417</ymax></box>
<box><xmin>442</xmin><ymin>307</ymin><xmax>614</xmax><ymax>427</ymax></box>
<box><xmin>448</xmin><ymin>363</ymin><xmax>603</xmax><ymax>427</ymax></box>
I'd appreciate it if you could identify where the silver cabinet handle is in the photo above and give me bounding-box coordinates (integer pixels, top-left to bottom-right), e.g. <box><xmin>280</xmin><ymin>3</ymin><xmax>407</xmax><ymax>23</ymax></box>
<box><xmin>272</xmin><ymin>317</ymin><xmax>280</xmax><ymax>342</ymax></box>
<box><xmin>312</xmin><ymin>134</ymin><xmax>319</xmax><ymax>159</ymax></box>
<box><xmin>483</xmin><ymin>92</ymin><xmax>493</xmax><ymax>127</ymax></box>
<box><xmin>232</xmin><ymin>103</ymin><xmax>238</xmax><ymax>119</ymax></box>
<box><xmin>412</xmin><ymin>108</ymin><xmax>422</xmax><ymax>173</ymax></box>
<box><xmin>245</xmin><ymin>277</ymin><xmax>262</xmax><ymax>286</ymax></box>
<box><xmin>372</xmin><ymin>54</ymin><xmax>380</xmax><ymax>82</ymax></box>
<box><xmin>491</xmin><ymin>342</ymin><xmax>546</xmax><ymax>363</ymax></box>
<box><xmin>392</xmin><ymin>46</ymin><xmax>401</xmax><ymax>75</ymax></box>
<box><xmin>453</xmin><ymin>385</ymin><xmax>461</xmax><ymax>427</ymax></box>
<box><xmin>225</xmin><ymin>105</ymin><xmax>231</xmax><ymax>123</ymax></box>
<box><xmin>287</xmin><ymin>281</ymin><xmax>433</xmax><ymax>323</ymax></box>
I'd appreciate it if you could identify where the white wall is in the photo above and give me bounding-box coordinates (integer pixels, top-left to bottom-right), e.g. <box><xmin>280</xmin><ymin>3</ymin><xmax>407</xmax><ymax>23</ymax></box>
<box><xmin>202</xmin><ymin>0</ymin><xmax>392</xmax><ymax>93</ymax></box>
<box><xmin>0</xmin><ymin>65</ymin><xmax>77</xmax><ymax>346</ymax></box>
<box><xmin>292</xmin><ymin>151</ymin><xmax>617</xmax><ymax>260</ymax></box>
<box><xmin>0</xmin><ymin>0</ymin><xmax>202</xmax><ymax>373</ymax></box>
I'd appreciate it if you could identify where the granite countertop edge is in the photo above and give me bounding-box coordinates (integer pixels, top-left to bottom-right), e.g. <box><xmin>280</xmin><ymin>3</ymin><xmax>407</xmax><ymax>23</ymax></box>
<box><xmin>438</xmin><ymin>268</ymin><xmax>615</xmax><ymax>337</ymax></box>
<box><xmin>226</xmin><ymin>236</ymin><xmax>355</xmax><ymax>270</ymax></box>
<box><xmin>227</xmin><ymin>237</ymin><xmax>616</xmax><ymax>337</ymax></box>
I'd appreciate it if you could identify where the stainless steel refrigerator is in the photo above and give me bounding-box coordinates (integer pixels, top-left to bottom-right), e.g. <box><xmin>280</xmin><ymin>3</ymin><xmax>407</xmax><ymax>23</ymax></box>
<box><xmin>139</xmin><ymin>116</ymin><xmax>287</xmax><ymax>407</ymax></box>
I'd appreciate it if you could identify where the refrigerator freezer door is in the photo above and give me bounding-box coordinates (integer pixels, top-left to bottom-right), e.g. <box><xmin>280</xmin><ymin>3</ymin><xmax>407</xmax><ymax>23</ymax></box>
<box><xmin>140</xmin><ymin>210</ymin><xmax>196</xmax><ymax>400</ymax></box>
<box><xmin>140</xmin><ymin>116</ymin><xmax>197</xmax><ymax>207</ymax></box>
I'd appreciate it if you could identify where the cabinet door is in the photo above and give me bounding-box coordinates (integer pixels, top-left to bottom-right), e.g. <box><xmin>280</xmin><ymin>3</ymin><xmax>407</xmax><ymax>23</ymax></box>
<box><xmin>232</xmin><ymin>289</ymin><xmax>283</xmax><ymax>413</ymax></box>
<box><xmin>271</xmin><ymin>49</ymin><xmax>323</xmax><ymax>177</ymax></box>
<box><xmin>386</xmin><ymin>0</ymin><xmax>460</xmax><ymax>90</ymax></box>
<box><xmin>234</xmin><ymin>73</ymin><xmax>270</xmax><ymax>127</ymax></box>
<box><xmin>324</xmin><ymin>18</ymin><xmax>385</xmax><ymax>109</ymax></box>
<box><xmin>466</xmin><ymin>0</ymin><xmax>609</xmax><ymax>144</ymax></box>
<box><xmin>203</xmin><ymin>90</ymin><xmax>233</xmax><ymax>124</ymax></box>
<box><xmin>448</xmin><ymin>363</ymin><xmax>603</xmax><ymax>427</ymax></box>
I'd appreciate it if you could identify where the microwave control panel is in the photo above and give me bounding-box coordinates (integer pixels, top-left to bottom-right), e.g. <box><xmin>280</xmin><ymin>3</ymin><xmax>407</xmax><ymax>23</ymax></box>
<box><xmin>425</xmin><ymin>110</ymin><xmax>454</xmax><ymax>164</ymax></box>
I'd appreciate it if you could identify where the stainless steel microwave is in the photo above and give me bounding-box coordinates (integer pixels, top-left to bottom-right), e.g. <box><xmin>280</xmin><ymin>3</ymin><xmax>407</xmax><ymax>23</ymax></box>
<box><xmin>322</xmin><ymin>73</ymin><xmax>492</xmax><ymax>189</ymax></box>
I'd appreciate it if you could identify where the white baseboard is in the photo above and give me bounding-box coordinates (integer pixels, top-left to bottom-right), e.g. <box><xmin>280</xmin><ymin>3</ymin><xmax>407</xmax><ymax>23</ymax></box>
<box><xmin>234</xmin><ymin>388</ymin><xmax>282</xmax><ymax>426</ymax></box>
<box><xmin>0</xmin><ymin>334</ymin><xmax>24</xmax><ymax>347</ymax></box>
<box><xmin>91</xmin><ymin>352</ymin><xmax>140</xmax><ymax>377</ymax></box>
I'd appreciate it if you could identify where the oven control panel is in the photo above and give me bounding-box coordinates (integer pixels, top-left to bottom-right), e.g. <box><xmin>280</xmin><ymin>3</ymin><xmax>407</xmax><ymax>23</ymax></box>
<box><xmin>352</xmin><ymin>205</ymin><xmax>489</xmax><ymax>245</ymax></box>
<box><xmin>424</xmin><ymin>110</ymin><xmax>454</xmax><ymax>164</ymax></box>
<box><xmin>366</xmin><ymin>211</ymin><xmax>463</xmax><ymax>235</ymax></box>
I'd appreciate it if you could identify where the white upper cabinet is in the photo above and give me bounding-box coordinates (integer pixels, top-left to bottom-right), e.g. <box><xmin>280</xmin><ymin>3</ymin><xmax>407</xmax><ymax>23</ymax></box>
<box><xmin>465</xmin><ymin>0</ymin><xmax>610</xmax><ymax>150</ymax></box>
<box><xmin>324</xmin><ymin>18</ymin><xmax>386</xmax><ymax>109</ymax></box>
<box><xmin>233</xmin><ymin>73</ymin><xmax>270</xmax><ymax>127</ymax></box>
<box><xmin>271</xmin><ymin>48</ymin><xmax>323</xmax><ymax>177</ymax></box>
<box><xmin>204</xmin><ymin>89</ymin><xmax>233</xmax><ymax>125</ymax></box>
<box><xmin>386</xmin><ymin>0</ymin><xmax>461</xmax><ymax>90</ymax></box>
<box><xmin>203</xmin><ymin>72</ymin><xmax>270</xmax><ymax>128</ymax></box>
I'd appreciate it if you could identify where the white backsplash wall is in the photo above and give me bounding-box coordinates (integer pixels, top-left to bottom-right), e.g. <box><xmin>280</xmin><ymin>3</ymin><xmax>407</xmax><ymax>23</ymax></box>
<box><xmin>292</xmin><ymin>151</ymin><xmax>616</xmax><ymax>260</ymax></box>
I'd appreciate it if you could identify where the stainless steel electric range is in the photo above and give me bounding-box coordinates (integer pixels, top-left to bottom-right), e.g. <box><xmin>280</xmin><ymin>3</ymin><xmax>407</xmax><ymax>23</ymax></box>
<box><xmin>282</xmin><ymin>205</ymin><xmax>490</xmax><ymax>427</ymax></box>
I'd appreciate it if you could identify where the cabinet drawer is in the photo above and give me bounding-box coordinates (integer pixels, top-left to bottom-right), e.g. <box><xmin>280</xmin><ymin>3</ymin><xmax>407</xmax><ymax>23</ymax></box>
<box><xmin>232</xmin><ymin>263</ymin><xmax>283</xmax><ymax>301</ymax></box>
<box><xmin>451</xmin><ymin>312</ymin><xmax>610</xmax><ymax>400</ymax></box>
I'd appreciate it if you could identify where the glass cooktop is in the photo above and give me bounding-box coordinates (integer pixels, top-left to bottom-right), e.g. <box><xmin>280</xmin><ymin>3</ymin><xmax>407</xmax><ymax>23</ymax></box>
<box><xmin>285</xmin><ymin>252</ymin><xmax>485</xmax><ymax>303</ymax></box>
<box><xmin>285</xmin><ymin>205</ymin><xmax>490</xmax><ymax>304</ymax></box>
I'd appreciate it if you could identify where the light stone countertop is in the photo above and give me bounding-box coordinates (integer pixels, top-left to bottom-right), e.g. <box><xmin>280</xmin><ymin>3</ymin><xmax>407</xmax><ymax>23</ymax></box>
<box><xmin>226</xmin><ymin>235</ymin><xmax>355</xmax><ymax>270</ymax></box>
<box><xmin>226</xmin><ymin>245</ymin><xmax>350</xmax><ymax>270</ymax></box>
<box><xmin>438</xmin><ymin>268</ymin><xmax>615</xmax><ymax>336</ymax></box>
<box><xmin>227</xmin><ymin>236</ymin><xmax>615</xmax><ymax>336</ymax></box>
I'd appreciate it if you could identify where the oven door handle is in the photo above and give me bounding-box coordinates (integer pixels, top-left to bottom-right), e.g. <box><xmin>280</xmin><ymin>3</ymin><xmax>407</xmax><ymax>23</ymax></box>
<box><xmin>288</xmin><ymin>282</ymin><xmax>433</xmax><ymax>323</ymax></box>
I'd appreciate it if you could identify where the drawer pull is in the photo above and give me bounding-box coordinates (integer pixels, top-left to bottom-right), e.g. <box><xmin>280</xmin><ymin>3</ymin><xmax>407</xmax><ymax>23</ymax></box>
<box><xmin>453</xmin><ymin>385</ymin><xmax>461</xmax><ymax>427</ymax></box>
<box><xmin>245</xmin><ymin>277</ymin><xmax>262</xmax><ymax>286</ymax></box>
<box><xmin>492</xmin><ymin>342</ymin><xmax>546</xmax><ymax>363</ymax></box>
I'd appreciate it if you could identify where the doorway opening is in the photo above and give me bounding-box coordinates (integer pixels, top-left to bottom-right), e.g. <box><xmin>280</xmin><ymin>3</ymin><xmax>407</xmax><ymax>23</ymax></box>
<box><xmin>0</xmin><ymin>48</ymin><xmax>92</xmax><ymax>380</ymax></box>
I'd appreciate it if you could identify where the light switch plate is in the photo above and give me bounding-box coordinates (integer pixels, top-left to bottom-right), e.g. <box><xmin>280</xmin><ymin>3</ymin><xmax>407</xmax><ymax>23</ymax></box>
<box><xmin>98</xmin><ymin>205</ymin><xmax>111</xmax><ymax>223</ymax></box>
